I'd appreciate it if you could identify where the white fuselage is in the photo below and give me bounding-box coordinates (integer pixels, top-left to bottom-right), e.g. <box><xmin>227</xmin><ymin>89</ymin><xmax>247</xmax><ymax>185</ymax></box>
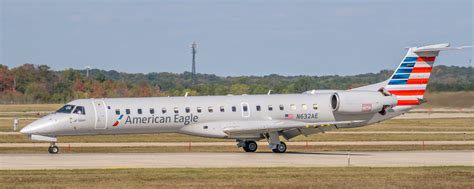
<box><xmin>20</xmin><ymin>91</ymin><xmax>401</xmax><ymax>140</ymax></box>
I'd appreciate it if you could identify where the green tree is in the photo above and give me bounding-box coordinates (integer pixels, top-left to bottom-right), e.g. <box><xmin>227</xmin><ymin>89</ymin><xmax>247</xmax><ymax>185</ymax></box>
<box><xmin>230</xmin><ymin>84</ymin><xmax>250</xmax><ymax>95</ymax></box>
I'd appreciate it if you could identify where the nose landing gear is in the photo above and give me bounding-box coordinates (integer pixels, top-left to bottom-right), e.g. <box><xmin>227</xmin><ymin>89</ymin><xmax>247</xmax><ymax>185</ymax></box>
<box><xmin>48</xmin><ymin>143</ymin><xmax>59</xmax><ymax>154</ymax></box>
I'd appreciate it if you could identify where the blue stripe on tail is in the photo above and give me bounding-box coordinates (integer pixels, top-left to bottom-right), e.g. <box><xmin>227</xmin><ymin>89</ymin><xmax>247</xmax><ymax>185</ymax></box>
<box><xmin>388</xmin><ymin>80</ymin><xmax>407</xmax><ymax>85</ymax></box>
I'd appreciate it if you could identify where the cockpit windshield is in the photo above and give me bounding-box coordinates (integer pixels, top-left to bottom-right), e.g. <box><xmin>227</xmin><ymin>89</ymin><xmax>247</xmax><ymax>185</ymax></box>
<box><xmin>73</xmin><ymin>106</ymin><xmax>85</xmax><ymax>115</ymax></box>
<box><xmin>56</xmin><ymin>105</ymin><xmax>75</xmax><ymax>113</ymax></box>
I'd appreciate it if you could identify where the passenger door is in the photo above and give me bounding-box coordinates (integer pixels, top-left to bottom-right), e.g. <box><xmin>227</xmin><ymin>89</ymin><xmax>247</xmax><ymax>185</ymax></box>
<box><xmin>93</xmin><ymin>100</ymin><xmax>107</xmax><ymax>129</ymax></box>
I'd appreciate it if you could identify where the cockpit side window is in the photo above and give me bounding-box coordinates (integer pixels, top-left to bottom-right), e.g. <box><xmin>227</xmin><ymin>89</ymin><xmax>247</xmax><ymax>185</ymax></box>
<box><xmin>56</xmin><ymin>105</ymin><xmax>75</xmax><ymax>113</ymax></box>
<box><xmin>73</xmin><ymin>106</ymin><xmax>85</xmax><ymax>115</ymax></box>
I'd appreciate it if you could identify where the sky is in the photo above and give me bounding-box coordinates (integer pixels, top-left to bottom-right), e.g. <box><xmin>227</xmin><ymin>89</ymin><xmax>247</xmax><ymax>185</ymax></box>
<box><xmin>1</xmin><ymin>0</ymin><xmax>473</xmax><ymax>76</ymax></box>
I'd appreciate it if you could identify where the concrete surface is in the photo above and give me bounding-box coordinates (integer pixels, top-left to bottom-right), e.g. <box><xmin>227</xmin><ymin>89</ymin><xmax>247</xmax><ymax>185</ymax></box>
<box><xmin>1</xmin><ymin>151</ymin><xmax>472</xmax><ymax>170</ymax></box>
<box><xmin>0</xmin><ymin>141</ymin><xmax>472</xmax><ymax>148</ymax></box>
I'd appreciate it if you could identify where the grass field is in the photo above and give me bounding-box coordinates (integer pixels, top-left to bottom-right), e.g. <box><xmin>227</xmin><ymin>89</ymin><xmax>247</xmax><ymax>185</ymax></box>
<box><xmin>420</xmin><ymin>91</ymin><xmax>474</xmax><ymax>108</ymax></box>
<box><xmin>0</xmin><ymin>104</ymin><xmax>61</xmax><ymax>112</ymax></box>
<box><xmin>1</xmin><ymin>166</ymin><xmax>472</xmax><ymax>188</ymax></box>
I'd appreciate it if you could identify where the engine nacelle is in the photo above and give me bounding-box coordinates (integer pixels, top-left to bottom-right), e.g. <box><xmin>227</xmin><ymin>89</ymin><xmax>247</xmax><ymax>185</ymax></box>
<box><xmin>331</xmin><ymin>91</ymin><xmax>397</xmax><ymax>114</ymax></box>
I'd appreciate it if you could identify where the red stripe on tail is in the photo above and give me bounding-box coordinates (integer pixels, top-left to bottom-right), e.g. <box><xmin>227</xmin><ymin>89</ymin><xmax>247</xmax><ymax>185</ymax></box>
<box><xmin>411</xmin><ymin>67</ymin><xmax>432</xmax><ymax>73</ymax></box>
<box><xmin>416</xmin><ymin>57</ymin><xmax>436</xmax><ymax>62</ymax></box>
<box><xmin>389</xmin><ymin>90</ymin><xmax>425</xmax><ymax>96</ymax></box>
<box><xmin>397</xmin><ymin>100</ymin><xmax>420</xmax><ymax>106</ymax></box>
<box><xmin>407</xmin><ymin>78</ymin><xmax>429</xmax><ymax>84</ymax></box>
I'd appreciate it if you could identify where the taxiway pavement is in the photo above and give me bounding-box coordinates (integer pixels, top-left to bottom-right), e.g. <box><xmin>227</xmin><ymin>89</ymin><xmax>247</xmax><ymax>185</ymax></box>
<box><xmin>1</xmin><ymin>151</ymin><xmax>472</xmax><ymax>170</ymax></box>
<box><xmin>0</xmin><ymin>141</ymin><xmax>473</xmax><ymax>147</ymax></box>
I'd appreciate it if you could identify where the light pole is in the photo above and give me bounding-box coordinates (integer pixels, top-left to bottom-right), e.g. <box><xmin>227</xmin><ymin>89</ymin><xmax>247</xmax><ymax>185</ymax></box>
<box><xmin>191</xmin><ymin>42</ymin><xmax>197</xmax><ymax>85</ymax></box>
<box><xmin>85</xmin><ymin>66</ymin><xmax>91</xmax><ymax>78</ymax></box>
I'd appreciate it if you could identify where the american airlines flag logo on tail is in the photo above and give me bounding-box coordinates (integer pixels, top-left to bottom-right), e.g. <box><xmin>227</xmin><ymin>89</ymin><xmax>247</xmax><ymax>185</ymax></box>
<box><xmin>386</xmin><ymin>55</ymin><xmax>436</xmax><ymax>106</ymax></box>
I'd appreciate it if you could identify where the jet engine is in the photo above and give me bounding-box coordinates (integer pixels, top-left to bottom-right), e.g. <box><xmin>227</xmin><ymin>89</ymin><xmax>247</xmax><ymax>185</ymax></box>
<box><xmin>331</xmin><ymin>91</ymin><xmax>397</xmax><ymax>115</ymax></box>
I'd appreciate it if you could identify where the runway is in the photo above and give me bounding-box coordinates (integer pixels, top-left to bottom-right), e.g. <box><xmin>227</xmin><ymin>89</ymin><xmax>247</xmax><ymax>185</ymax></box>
<box><xmin>1</xmin><ymin>151</ymin><xmax>472</xmax><ymax>170</ymax></box>
<box><xmin>0</xmin><ymin>140</ymin><xmax>472</xmax><ymax>147</ymax></box>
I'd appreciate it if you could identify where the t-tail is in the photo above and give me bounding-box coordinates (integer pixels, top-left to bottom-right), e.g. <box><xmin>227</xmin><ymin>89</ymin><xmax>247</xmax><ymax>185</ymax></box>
<box><xmin>353</xmin><ymin>43</ymin><xmax>472</xmax><ymax>109</ymax></box>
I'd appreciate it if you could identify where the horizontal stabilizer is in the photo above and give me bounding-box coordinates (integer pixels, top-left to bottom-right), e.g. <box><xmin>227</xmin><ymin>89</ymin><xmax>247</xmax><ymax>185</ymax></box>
<box><xmin>411</xmin><ymin>43</ymin><xmax>473</xmax><ymax>52</ymax></box>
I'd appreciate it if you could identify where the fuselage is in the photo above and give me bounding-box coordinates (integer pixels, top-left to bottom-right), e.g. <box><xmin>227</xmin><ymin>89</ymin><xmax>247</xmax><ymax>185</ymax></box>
<box><xmin>20</xmin><ymin>91</ymin><xmax>400</xmax><ymax>139</ymax></box>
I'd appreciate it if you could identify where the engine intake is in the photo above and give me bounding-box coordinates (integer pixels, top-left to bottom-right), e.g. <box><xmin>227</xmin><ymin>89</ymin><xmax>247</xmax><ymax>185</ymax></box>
<box><xmin>331</xmin><ymin>91</ymin><xmax>397</xmax><ymax>114</ymax></box>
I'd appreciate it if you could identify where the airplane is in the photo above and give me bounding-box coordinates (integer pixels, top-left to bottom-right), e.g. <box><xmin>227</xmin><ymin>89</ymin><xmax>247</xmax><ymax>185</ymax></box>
<box><xmin>20</xmin><ymin>43</ymin><xmax>471</xmax><ymax>154</ymax></box>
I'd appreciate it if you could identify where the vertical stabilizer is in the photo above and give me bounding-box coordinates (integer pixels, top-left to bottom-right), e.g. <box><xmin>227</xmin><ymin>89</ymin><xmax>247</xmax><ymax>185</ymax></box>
<box><xmin>352</xmin><ymin>43</ymin><xmax>472</xmax><ymax>109</ymax></box>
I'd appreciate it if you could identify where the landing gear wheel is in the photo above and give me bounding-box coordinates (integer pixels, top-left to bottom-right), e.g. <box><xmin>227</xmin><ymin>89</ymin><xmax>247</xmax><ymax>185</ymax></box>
<box><xmin>243</xmin><ymin>141</ymin><xmax>258</xmax><ymax>152</ymax></box>
<box><xmin>48</xmin><ymin>145</ymin><xmax>59</xmax><ymax>154</ymax></box>
<box><xmin>272</xmin><ymin>142</ymin><xmax>287</xmax><ymax>153</ymax></box>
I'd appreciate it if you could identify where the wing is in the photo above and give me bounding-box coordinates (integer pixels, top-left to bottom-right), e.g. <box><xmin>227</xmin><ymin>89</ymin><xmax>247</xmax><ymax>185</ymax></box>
<box><xmin>223</xmin><ymin>119</ymin><xmax>366</xmax><ymax>140</ymax></box>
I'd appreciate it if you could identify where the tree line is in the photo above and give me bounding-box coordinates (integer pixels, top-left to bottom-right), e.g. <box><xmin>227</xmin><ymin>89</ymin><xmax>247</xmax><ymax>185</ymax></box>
<box><xmin>0</xmin><ymin>64</ymin><xmax>472</xmax><ymax>104</ymax></box>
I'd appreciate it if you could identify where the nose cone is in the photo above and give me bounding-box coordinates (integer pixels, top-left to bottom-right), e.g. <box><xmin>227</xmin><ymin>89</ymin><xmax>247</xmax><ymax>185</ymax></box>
<box><xmin>20</xmin><ymin>114</ymin><xmax>64</xmax><ymax>135</ymax></box>
<box><xmin>20</xmin><ymin>121</ymin><xmax>47</xmax><ymax>135</ymax></box>
<box><xmin>20</xmin><ymin>125</ymin><xmax>34</xmax><ymax>134</ymax></box>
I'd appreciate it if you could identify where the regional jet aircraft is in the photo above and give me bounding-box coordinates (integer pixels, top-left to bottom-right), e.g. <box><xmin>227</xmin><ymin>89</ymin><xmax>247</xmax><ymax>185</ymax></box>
<box><xmin>20</xmin><ymin>43</ymin><xmax>471</xmax><ymax>153</ymax></box>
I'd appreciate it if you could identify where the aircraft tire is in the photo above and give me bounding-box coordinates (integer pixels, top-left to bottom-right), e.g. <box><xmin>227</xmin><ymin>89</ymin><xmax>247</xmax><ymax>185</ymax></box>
<box><xmin>244</xmin><ymin>141</ymin><xmax>257</xmax><ymax>152</ymax></box>
<box><xmin>272</xmin><ymin>142</ymin><xmax>287</xmax><ymax>153</ymax></box>
<box><xmin>48</xmin><ymin>145</ymin><xmax>59</xmax><ymax>154</ymax></box>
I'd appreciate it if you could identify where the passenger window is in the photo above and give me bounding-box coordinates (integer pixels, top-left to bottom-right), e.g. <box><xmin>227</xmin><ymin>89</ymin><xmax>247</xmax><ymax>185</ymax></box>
<box><xmin>115</xmin><ymin>109</ymin><xmax>120</xmax><ymax>115</ymax></box>
<box><xmin>162</xmin><ymin>108</ymin><xmax>167</xmax><ymax>114</ymax></box>
<box><xmin>174</xmin><ymin>107</ymin><xmax>179</xmax><ymax>113</ymax></box>
<box><xmin>302</xmin><ymin>104</ymin><xmax>308</xmax><ymax>110</ymax></box>
<box><xmin>138</xmin><ymin>109</ymin><xmax>142</xmax><ymax>114</ymax></box>
<box><xmin>256</xmin><ymin>105</ymin><xmax>261</xmax><ymax>111</ymax></box>
<box><xmin>220</xmin><ymin>106</ymin><xmax>225</xmax><ymax>112</ymax></box>
<box><xmin>126</xmin><ymin>109</ymin><xmax>130</xmax><ymax>115</ymax></box>
<box><xmin>313</xmin><ymin>104</ymin><xmax>318</xmax><ymax>110</ymax></box>
<box><xmin>290</xmin><ymin>104</ymin><xmax>296</xmax><ymax>110</ymax></box>
<box><xmin>197</xmin><ymin>107</ymin><xmax>202</xmax><ymax>113</ymax></box>
<box><xmin>232</xmin><ymin>106</ymin><xmax>237</xmax><ymax>112</ymax></box>
<box><xmin>185</xmin><ymin>107</ymin><xmax>190</xmax><ymax>113</ymax></box>
<box><xmin>73</xmin><ymin>106</ymin><xmax>85</xmax><ymax>115</ymax></box>
<box><xmin>208</xmin><ymin>106</ymin><xmax>213</xmax><ymax>113</ymax></box>
<box><xmin>279</xmin><ymin>105</ymin><xmax>284</xmax><ymax>111</ymax></box>
<box><xmin>243</xmin><ymin>105</ymin><xmax>248</xmax><ymax>112</ymax></box>
<box><xmin>150</xmin><ymin>108</ymin><xmax>155</xmax><ymax>114</ymax></box>
<box><xmin>268</xmin><ymin>105</ymin><xmax>273</xmax><ymax>111</ymax></box>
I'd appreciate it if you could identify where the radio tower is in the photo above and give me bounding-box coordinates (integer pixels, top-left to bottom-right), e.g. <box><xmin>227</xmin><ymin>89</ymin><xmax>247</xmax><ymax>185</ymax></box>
<box><xmin>191</xmin><ymin>42</ymin><xmax>197</xmax><ymax>85</ymax></box>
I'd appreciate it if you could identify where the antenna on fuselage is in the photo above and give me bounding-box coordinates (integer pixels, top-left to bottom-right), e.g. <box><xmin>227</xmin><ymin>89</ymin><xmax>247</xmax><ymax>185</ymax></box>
<box><xmin>184</xmin><ymin>92</ymin><xmax>189</xmax><ymax>97</ymax></box>
<box><xmin>267</xmin><ymin>90</ymin><xmax>272</xmax><ymax>95</ymax></box>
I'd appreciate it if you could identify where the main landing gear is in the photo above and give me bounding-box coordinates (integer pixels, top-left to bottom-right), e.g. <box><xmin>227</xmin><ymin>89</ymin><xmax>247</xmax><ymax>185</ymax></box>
<box><xmin>238</xmin><ymin>140</ymin><xmax>258</xmax><ymax>152</ymax></box>
<box><xmin>237</xmin><ymin>132</ymin><xmax>288</xmax><ymax>153</ymax></box>
<box><xmin>243</xmin><ymin>141</ymin><xmax>258</xmax><ymax>152</ymax></box>
<box><xmin>48</xmin><ymin>142</ymin><xmax>59</xmax><ymax>154</ymax></box>
<box><xmin>272</xmin><ymin>142</ymin><xmax>287</xmax><ymax>153</ymax></box>
<box><xmin>267</xmin><ymin>132</ymin><xmax>287</xmax><ymax>153</ymax></box>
